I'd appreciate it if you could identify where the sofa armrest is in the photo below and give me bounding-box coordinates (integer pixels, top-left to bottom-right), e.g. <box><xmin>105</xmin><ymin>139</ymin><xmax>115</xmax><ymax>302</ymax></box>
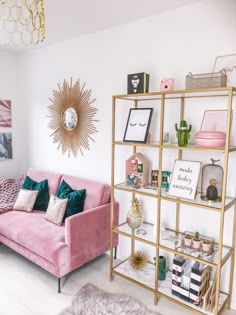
<box><xmin>65</xmin><ymin>202</ymin><xmax>119</xmax><ymax>259</ymax></box>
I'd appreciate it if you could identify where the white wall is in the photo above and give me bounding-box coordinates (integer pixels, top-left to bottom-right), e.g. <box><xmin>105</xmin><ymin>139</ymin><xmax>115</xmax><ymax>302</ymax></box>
<box><xmin>14</xmin><ymin>0</ymin><xmax>236</xmax><ymax>308</ymax></box>
<box><xmin>17</xmin><ymin>0</ymin><xmax>236</xmax><ymax>180</ymax></box>
<box><xmin>0</xmin><ymin>51</ymin><xmax>28</xmax><ymax>180</ymax></box>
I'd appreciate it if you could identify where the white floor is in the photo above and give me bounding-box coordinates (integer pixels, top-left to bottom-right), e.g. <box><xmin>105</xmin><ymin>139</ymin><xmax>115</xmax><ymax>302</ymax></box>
<box><xmin>0</xmin><ymin>245</ymin><xmax>235</xmax><ymax>315</ymax></box>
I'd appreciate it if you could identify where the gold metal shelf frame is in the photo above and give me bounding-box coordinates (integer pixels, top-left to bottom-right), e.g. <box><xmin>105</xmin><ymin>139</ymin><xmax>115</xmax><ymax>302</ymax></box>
<box><xmin>110</xmin><ymin>87</ymin><xmax>236</xmax><ymax>315</ymax></box>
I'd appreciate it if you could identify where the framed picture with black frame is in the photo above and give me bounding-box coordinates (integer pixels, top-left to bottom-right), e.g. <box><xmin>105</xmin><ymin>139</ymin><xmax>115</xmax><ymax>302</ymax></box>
<box><xmin>123</xmin><ymin>108</ymin><xmax>153</xmax><ymax>143</ymax></box>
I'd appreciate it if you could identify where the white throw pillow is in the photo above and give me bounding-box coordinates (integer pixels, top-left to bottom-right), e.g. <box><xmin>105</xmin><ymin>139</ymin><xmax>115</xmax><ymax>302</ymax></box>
<box><xmin>45</xmin><ymin>194</ymin><xmax>68</xmax><ymax>225</ymax></box>
<box><xmin>13</xmin><ymin>189</ymin><xmax>39</xmax><ymax>212</ymax></box>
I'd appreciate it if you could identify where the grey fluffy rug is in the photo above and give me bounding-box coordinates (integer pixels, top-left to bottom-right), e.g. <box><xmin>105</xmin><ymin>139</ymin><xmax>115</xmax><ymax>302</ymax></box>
<box><xmin>59</xmin><ymin>283</ymin><xmax>162</xmax><ymax>315</ymax></box>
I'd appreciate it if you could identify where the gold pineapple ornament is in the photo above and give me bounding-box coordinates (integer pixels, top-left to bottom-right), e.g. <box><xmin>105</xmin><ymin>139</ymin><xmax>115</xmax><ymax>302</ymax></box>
<box><xmin>127</xmin><ymin>198</ymin><xmax>144</xmax><ymax>229</ymax></box>
<box><xmin>206</xmin><ymin>178</ymin><xmax>218</xmax><ymax>201</ymax></box>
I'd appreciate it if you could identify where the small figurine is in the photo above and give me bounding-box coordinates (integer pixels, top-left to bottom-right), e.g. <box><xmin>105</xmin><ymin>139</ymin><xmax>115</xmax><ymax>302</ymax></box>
<box><xmin>175</xmin><ymin>120</ymin><xmax>192</xmax><ymax>147</ymax></box>
<box><xmin>206</xmin><ymin>178</ymin><xmax>218</xmax><ymax>201</ymax></box>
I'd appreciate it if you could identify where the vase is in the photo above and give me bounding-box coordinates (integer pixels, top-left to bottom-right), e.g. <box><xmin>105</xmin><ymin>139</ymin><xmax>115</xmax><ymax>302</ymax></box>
<box><xmin>202</xmin><ymin>241</ymin><xmax>211</xmax><ymax>252</ymax></box>
<box><xmin>184</xmin><ymin>235</ymin><xmax>192</xmax><ymax>247</ymax></box>
<box><xmin>158</xmin><ymin>256</ymin><xmax>168</xmax><ymax>281</ymax></box>
<box><xmin>192</xmin><ymin>239</ymin><xmax>201</xmax><ymax>250</ymax></box>
<box><xmin>127</xmin><ymin>198</ymin><xmax>144</xmax><ymax>229</ymax></box>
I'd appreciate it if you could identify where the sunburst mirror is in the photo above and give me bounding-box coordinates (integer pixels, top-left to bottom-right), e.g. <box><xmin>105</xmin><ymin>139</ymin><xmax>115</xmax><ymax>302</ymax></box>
<box><xmin>48</xmin><ymin>78</ymin><xmax>98</xmax><ymax>157</ymax></box>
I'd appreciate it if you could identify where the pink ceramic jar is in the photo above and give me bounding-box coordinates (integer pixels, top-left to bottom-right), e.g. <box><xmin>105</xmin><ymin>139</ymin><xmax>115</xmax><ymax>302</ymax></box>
<box><xmin>195</xmin><ymin>131</ymin><xmax>226</xmax><ymax>148</ymax></box>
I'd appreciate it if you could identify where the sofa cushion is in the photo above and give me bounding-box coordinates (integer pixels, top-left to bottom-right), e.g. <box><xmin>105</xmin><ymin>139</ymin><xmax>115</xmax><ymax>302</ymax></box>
<box><xmin>27</xmin><ymin>168</ymin><xmax>62</xmax><ymax>196</ymax></box>
<box><xmin>61</xmin><ymin>175</ymin><xmax>110</xmax><ymax>210</ymax></box>
<box><xmin>22</xmin><ymin>176</ymin><xmax>49</xmax><ymax>211</ymax></box>
<box><xmin>56</xmin><ymin>180</ymin><xmax>86</xmax><ymax>219</ymax></box>
<box><xmin>45</xmin><ymin>195</ymin><xmax>68</xmax><ymax>225</ymax></box>
<box><xmin>13</xmin><ymin>189</ymin><xmax>39</xmax><ymax>212</ymax></box>
<box><xmin>0</xmin><ymin>211</ymin><xmax>69</xmax><ymax>265</ymax></box>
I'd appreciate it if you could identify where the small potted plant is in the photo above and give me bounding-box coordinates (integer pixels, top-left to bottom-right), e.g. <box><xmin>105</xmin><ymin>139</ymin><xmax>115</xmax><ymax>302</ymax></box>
<box><xmin>183</xmin><ymin>233</ymin><xmax>192</xmax><ymax>247</ymax></box>
<box><xmin>202</xmin><ymin>240</ymin><xmax>212</xmax><ymax>253</ymax></box>
<box><xmin>192</xmin><ymin>231</ymin><xmax>201</xmax><ymax>250</ymax></box>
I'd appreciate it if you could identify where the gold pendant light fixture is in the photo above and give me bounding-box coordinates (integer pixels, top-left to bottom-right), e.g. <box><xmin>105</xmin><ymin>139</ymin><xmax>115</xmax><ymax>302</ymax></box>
<box><xmin>0</xmin><ymin>0</ymin><xmax>45</xmax><ymax>46</ymax></box>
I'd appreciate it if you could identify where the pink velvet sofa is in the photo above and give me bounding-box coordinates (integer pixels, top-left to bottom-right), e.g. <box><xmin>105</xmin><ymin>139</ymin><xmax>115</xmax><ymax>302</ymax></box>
<box><xmin>0</xmin><ymin>168</ymin><xmax>119</xmax><ymax>292</ymax></box>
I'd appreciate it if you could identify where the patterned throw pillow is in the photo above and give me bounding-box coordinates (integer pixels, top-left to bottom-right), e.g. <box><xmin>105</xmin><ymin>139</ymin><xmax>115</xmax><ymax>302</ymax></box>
<box><xmin>13</xmin><ymin>189</ymin><xmax>39</xmax><ymax>212</ymax></box>
<box><xmin>45</xmin><ymin>195</ymin><xmax>68</xmax><ymax>225</ymax></box>
<box><xmin>0</xmin><ymin>175</ymin><xmax>25</xmax><ymax>212</ymax></box>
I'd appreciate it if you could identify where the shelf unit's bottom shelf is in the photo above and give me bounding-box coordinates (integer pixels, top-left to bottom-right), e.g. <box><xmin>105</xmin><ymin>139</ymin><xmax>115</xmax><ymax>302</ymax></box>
<box><xmin>113</xmin><ymin>259</ymin><xmax>229</xmax><ymax>315</ymax></box>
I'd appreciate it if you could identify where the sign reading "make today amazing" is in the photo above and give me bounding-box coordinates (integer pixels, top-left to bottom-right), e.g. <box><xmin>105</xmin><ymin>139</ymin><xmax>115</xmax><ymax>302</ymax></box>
<box><xmin>168</xmin><ymin>160</ymin><xmax>201</xmax><ymax>200</ymax></box>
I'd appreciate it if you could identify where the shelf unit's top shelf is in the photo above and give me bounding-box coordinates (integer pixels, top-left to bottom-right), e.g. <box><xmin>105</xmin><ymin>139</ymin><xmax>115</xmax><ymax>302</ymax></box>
<box><xmin>113</xmin><ymin>183</ymin><xmax>236</xmax><ymax>212</ymax></box>
<box><xmin>113</xmin><ymin>222</ymin><xmax>233</xmax><ymax>267</ymax></box>
<box><xmin>113</xmin><ymin>86</ymin><xmax>236</xmax><ymax>101</ymax></box>
<box><xmin>113</xmin><ymin>141</ymin><xmax>236</xmax><ymax>152</ymax></box>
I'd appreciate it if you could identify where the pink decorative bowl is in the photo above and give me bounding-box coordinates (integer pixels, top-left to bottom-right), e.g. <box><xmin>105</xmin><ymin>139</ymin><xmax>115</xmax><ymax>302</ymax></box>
<box><xmin>195</xmin><ymin>131</ymin><xmax>226</xmax><ymax>148</ymax></box>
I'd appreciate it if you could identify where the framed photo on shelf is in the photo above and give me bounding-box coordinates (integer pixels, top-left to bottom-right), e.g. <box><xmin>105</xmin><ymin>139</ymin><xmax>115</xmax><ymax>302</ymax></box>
<box><xmin>213</xmin><ymin>53</ymin><xmax>236</xmax><ymax>87</ymax></box>
<box><xmin>168</xmin><ymin>160</ymin><xmax>201</xmax><ymax>200</ymax></box>
<box><xmin>200</xmin><ymin>110</ymin><xmax>228</xmax><ymax>132</ymax></box>
<box><xmin>123</xmin><ymin>108</ymin><xmax>153</xmax><ymax>143</ymax></box>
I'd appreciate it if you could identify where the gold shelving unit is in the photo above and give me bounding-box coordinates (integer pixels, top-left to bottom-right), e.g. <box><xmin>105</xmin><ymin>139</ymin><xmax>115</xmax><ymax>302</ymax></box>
<box><xmin>110</xmin><ymin>87</ymin><xmax>236</xmax><ymax>315</ymax></box>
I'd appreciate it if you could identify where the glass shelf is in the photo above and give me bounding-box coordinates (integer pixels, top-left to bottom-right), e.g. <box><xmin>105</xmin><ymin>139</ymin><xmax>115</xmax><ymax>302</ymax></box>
<box><xmin>113</xmin><ymin>87</ymin><xmax>236</xmax><ymax>101</ymax></box>
<box><xmin>113</xmin><ymin>184</ymin><xmax>235</xmax><ymax>211</ymax></box>
<box><xmin>113</xmin><ymin>260</ymin><xmax>228</xmax><ymax>315</ymax></box>
<box><xmin>113</xmin><ymin>141</ymin><xmax>236</xmax><ymax>152</ymax></box>
<box><xmin>160</xmin><ymin>229</ymin><xmax>232</xmax><ymax>267</ymax></box>
<box><xmin>162</xmin><ymin>143</ymin><xmax>226</xmax><ymax>153</ymax></box>
<box><xmin>161</xmin><ymin>192</ymin><xmax>235</xmax><ymax>212</ymax></box>
<box><xmin>113</xmin><ymin>141</ymin><xmax>160</xmax><ymax>148</ymax></box>
<box><xmin>114</xmin><ymin>182</ymin><xmax>158</xmax><ymax>198</ymax></box>
<box><xmin>113</xmin><ymin>222</ymin><xmax>233</xmax><ymax>266</ymax></box>
<box><xmin>113</xmin><ymin>259</ymin><xmax>155</xmax><ymax>290</ymax></box>
<box><xmin>113</xmin><ymin>222</ymin><xmax>156</xmax><ymax>246</ymax></box>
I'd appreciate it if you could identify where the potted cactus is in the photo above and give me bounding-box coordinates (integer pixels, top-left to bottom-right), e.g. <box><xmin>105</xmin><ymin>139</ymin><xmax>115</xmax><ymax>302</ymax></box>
<box><xmin>175</xmin><ymin>120</ymin><xmax>192</xmax><ymax>147</ymax></box>
<box><xmin>192</xmin><ymin>231</ymin><xmax>201</xmax><ymax>250</ymax></box>
<box><xmin>183</xmin><ymin>233</ymin><xmax>192</xmax><ymax>247</ymax></box>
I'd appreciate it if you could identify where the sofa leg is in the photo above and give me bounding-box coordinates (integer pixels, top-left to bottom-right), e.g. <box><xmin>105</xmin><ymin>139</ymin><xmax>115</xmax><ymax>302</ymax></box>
<box><xmin>58</xmin><ymin>277</ymin><xmax>61</xmax><ymax>293</ymax></box>
<box><xmin>114</xmin><ymin>247</ymin><xmax>117</xmax><ymax>259</ymax></box>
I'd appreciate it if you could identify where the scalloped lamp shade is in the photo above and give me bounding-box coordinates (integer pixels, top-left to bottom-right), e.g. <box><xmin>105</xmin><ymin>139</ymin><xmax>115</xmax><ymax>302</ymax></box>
<box><xmin>0</xmin><ymin>0</ymin><xmax>45</xmax><ymax>46</ymax></box>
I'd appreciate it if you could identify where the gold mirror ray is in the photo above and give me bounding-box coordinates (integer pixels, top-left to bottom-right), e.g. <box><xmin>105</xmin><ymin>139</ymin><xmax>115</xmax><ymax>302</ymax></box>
<box><xmin>48</xmin><ymin>78</ymin><xmax>98</xmax><ymax>157</ymax></box>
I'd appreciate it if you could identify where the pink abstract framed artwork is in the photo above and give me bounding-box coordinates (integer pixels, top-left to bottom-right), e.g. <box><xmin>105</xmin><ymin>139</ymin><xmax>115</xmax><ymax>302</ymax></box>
<box><xmin>0</xmin><ymin>99</ymin><xmax>12</xmax><ymax>127</ymax></box>
<box><xmin>200</xmin><ymin>110</ymin><xmax>228</xmax><ymax>132</ymax></box>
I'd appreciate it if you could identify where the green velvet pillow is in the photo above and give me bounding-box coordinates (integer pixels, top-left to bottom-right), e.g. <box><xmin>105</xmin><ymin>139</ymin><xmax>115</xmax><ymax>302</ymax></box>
<box><xmin>56</xmin><ymin>180</ymin><xmax>86</xmax><ymax>220</ymax></box>
<box><xmin>22</xmin><ymin>176</ymin><xmax>49</xmax><ymax>211</ymax></box>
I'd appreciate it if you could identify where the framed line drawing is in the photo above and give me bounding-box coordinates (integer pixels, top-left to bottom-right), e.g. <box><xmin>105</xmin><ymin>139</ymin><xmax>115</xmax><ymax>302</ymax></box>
<box><xmin>168</xmin><ymin>160</ymin><xmax>201</xmax><ymax>200</ymax></box>
<box><xmin>123</xmin><ymin>108</ymin><xmax>153</xmax><ymax>143</ymax></box>
<box><xmin>0</xmin><ymin>99</ymin><xmax>12</xmax><ymax>127</ymax></box>
<box><xmin>213</xmin><ymin>53</ymin><xmax>236</xmax><ymax>87</ymax></box>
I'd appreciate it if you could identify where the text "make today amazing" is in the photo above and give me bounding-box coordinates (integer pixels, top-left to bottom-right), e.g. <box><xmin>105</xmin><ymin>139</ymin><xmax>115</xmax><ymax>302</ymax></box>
<box><xmin>172</xmin><ymin>167</ymin><xmax>193</xmax><ymax>196</ymax></box>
